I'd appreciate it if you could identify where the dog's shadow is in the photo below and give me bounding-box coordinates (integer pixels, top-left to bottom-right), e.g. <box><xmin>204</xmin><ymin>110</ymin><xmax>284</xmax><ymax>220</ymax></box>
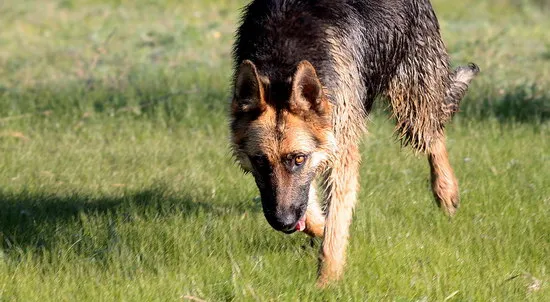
<box><xmin>0</xmin><ymin>187</ymin><xmax>262</xmax><ymax>254</ymax></box>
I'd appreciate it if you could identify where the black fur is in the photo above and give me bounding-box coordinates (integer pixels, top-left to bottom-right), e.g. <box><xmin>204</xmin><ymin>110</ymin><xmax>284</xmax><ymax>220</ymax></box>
<box><xmin>235</xmin><ymin>0</ymin><xmax>443</xmax><ymax>110</ymax></box>
<box><xmin>233</xmin><ymin>0</ymin><xmax>478</xmax><ymax>152</ymax></box>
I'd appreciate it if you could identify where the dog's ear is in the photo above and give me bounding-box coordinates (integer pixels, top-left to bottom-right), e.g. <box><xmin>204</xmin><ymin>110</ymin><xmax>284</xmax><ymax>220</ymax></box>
<box><xmin>232</xmin><ymin>60</ymin><xmax>266</xmax><ymax>114</ymax></box>
<box><xmin>290</xmin><ymin>60</ymin><xmax>329</xmax><ymax>116</ymax></box>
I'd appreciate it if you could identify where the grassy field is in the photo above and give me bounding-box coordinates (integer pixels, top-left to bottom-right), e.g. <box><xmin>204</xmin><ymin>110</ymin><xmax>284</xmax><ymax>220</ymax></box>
<box><xmin>0</xmin><ymin>0</ymin><xmax>549</xmax><ymax>300</ymax></box>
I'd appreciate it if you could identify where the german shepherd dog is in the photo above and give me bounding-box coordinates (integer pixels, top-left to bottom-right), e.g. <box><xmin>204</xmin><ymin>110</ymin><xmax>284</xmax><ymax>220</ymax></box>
<box><xmin>230</xmin><ymin>0</ymin><xmax>478</xmax><ymax>286</ymax></box>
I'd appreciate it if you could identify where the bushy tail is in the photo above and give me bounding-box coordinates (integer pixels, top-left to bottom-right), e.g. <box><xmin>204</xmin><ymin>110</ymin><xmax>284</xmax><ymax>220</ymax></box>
<box><xmin>445</xmin><ymin>63</ymin><xmax>480</xmax><ymax>114</ymax></box>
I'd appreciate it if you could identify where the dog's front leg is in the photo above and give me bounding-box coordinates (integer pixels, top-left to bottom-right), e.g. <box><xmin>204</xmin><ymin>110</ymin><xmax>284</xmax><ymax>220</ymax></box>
<box><xmin>316</xmin><ymin>144</ymin><xmax>360</xmax><ymax>287</ymax></box>
<box><xmin>304</xmin><ymin>185</ymin><xmax>325</xmax><ymax>238</ymax></box>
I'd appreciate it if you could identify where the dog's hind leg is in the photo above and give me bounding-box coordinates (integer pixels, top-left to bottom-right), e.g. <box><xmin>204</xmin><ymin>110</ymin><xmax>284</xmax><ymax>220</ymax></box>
<box><xmin>388</xmin><ymin>56</ymin><xmax>478</xmax><ymax>215</ymax></box>
<box><xmin>427</xmin><ymin>134</ymin><xmax>459</xmax><ymax>215</ymax></box>
<box><xmin>304</xmin><ymin>185</ymin><xmax>325</xmax><ymax>238</ymax></box>
<box><xmin>429</xmin><ymin>64</ymin><xmax>479</xmax><ymax>215</ymax></box>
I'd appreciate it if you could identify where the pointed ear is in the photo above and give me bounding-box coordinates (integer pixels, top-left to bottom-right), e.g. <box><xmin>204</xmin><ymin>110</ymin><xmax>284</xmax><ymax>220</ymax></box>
<box><xmin>290</xmin><ymin>60</ymin><xmax>329</xmax><ymax>115</ymax></box>
<box><xmin>232</xmin><ymin>60</ymin><xmax>266</xmax><ymax>114</ymax></box>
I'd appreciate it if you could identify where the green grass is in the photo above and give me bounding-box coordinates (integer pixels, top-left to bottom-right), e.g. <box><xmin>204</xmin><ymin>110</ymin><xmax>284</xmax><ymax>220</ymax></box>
<box><xmin>1</xmin><ymin>0</ymin><xmax>549</xmax><ymax>300</ymax></box>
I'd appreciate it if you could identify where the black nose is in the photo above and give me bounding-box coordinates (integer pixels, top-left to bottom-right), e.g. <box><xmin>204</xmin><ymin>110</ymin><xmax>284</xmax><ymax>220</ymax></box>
<box><xmin>275</xmin><ymin>212</ymin><xmax>299</xmax><ymax>232</ymax></box>
<box><xmin>264</xmin><ymin>205</ymin><xmax>304</xmax><ymax>233</ymax></box>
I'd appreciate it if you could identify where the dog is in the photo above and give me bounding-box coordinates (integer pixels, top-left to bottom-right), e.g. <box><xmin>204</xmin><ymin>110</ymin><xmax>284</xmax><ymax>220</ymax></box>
<box><xmin>229</xmin><ymin>0</ymin><xmax>478</xmax><ymax>287</ymax></box>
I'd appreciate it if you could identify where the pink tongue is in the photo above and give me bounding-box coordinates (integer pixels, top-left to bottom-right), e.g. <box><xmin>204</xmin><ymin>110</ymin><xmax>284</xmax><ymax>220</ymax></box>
<box><xmin>295</xmin><ymin>217</ymin><xmax>306</xmax><ymax>232</ymax></box>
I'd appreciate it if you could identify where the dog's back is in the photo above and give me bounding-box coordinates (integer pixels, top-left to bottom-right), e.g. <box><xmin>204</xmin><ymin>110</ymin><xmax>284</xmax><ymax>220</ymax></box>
<box><xmin>234</xmin><ymin>0</ymin><xmax>451</xmax><ymax>111</ymax></box>
<box><xmin>234</xmin><ymin>0</ymin><xmax>479</xmax><ymax>151</ymax></box>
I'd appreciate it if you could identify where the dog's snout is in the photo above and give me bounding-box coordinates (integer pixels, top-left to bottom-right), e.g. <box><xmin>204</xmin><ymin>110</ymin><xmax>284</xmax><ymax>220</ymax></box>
<box><xmin>263</xmin><ymin>203</ymin><xmax>305</xmax><ymax>233</ymax></box>
<box><xmin>258</xmin><ymin>179</ymin><xmax>311</xmax><ymax>233</ymax></box>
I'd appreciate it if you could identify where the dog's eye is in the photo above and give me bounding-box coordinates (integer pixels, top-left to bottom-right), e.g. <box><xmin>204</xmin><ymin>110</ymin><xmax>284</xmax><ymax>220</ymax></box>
<box><xmin>294</xmin><ymin>154</ymin><xmax>307</xmax><ymax>166</ymax></box>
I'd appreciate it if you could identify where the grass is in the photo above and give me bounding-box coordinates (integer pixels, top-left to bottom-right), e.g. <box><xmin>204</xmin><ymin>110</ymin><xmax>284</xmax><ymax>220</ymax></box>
<box><xmin>0</xmin><ymin>0</ymin><xmax>549</xmax><ymax>300</ymax></box>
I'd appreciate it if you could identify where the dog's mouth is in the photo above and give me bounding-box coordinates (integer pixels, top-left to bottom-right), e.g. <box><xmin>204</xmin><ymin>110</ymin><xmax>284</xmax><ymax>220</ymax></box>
<box><xmin>281</xmin><ymin>214</ymin><xmax>306</xmax><ymax>234</ymax></box>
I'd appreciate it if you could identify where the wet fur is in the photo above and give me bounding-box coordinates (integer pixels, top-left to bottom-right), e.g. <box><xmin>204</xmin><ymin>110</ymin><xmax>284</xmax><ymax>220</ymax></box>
<box><xmin>230</xmin><ymin>0</ymin><xmax>478</xmax><ymax>287</ymax></box>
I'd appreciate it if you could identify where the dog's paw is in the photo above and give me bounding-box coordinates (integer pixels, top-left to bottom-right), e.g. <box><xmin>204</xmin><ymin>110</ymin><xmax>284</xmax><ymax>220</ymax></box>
<box><xmin>432</xmin><ymin>175</ymin><xmax>459</xmax><ymax>216</ymax></box>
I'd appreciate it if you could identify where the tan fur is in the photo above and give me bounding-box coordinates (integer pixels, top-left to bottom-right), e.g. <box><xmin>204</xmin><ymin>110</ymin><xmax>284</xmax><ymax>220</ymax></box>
<box><xmin>317</xmin><ymin>144</ymin><xmax>361</xmax><ymax>287</ymax></box>
<box><xmin>428</xmin><ymin>136</ymin><xmax>459</xmax><ymax>215</ymax></box>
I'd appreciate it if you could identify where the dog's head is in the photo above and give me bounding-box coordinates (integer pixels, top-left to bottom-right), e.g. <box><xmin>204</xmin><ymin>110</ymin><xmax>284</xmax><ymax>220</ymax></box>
<box><xmin>230</xmin><ymin>60</ymin><xmax>335</xmax><ymax>233</ymax></box>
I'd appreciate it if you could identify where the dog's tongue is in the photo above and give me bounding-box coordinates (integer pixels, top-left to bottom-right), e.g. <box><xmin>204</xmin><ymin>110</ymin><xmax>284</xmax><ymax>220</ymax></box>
<box><xmin>295</xmin><ymin>216</ymin><xmax>306</xmax><ymax>232</ymax></box>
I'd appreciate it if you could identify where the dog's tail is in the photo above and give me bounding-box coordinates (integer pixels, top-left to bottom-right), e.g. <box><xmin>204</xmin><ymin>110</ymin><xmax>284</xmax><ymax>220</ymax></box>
<box><xmin>445</xmin><ymin>63</ymin><xmax>480</xmax><ymax>114</ymax></box>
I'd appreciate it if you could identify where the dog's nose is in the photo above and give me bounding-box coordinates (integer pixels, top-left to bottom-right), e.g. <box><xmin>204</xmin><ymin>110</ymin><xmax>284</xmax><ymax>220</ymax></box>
<box><xmin>259</xmin><ymin>189</ymin><xmax>308</xmax><ymax>233</ymax></box>
<box><xmin>274</xmin><ymin>206</ymin><xmax>303</xmax><ymax>232</ymax></box>
<box><xmin>277</xmin><ymin>214</ymin><xmax>298</xmax><ymax>232</ymax></box>
<box><xmin>263</xmin><ymin>208</ymin><xmax>301</xmax><ymax>233</ymax></box>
